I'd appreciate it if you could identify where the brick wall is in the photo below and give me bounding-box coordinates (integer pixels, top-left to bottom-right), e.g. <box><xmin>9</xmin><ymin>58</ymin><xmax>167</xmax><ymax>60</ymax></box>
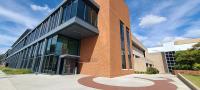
<box><xmin>173</xmin><ymin>70</ymin><xmax>200</xmax><ymax>75</ymax></box>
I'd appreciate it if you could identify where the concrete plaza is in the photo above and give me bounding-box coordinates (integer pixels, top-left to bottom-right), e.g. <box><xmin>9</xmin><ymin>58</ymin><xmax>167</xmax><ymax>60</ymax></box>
<box><xmin>0</xmin><ymin>71</ymin><xmax>190</xmax><ymax>90</ymax></box>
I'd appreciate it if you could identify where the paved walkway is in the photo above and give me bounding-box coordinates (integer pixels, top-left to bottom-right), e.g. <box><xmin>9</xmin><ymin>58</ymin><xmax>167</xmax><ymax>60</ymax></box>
<box><xmin>78</xmin><ymin>74</ymin><xmax>191</xmax><ymax>90</ymax></box>
<box><xmin>0</xmin><ymin>71</ymin><xmax>16</xmax><ymax>90</ymax></box>
<box><xmin>0</xmin><ymin>71</ymin><xmax>190</xmax><ymax>90</ymax></box>
<box><xmin>0</xmin><ymin>71</ymin><xmax>92</xmax><ymax>90</ymax></box>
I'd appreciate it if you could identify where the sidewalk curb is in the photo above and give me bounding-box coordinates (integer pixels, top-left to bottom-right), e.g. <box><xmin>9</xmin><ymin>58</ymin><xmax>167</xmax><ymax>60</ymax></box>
<box><xmin>177</xmin><ymin>73</ymin><xmax>200</xmax><ymax>90</ymax></box>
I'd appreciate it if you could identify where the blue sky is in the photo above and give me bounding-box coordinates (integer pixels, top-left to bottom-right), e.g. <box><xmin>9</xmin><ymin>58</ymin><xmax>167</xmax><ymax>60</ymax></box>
<box><xmin>0</xmin><ymin>0</ymin><xmax>200</xmax><ymax>54</ymax></box>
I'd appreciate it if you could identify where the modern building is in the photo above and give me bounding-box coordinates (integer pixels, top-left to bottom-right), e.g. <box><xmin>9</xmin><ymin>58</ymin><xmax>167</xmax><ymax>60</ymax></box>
<box><xmin>132</xmin><ymin>35</ymin><xmax>153</xmax><ymax>72</ymax></box>
<box><xmin>5</xmin><ymin>0</ymin><xmax>134</xmax><ymax>77</ymax></box>
<box><xmin>148</xmin><ymin>38</ymin><xmax>200</xmax><ymax>73</ymax></box>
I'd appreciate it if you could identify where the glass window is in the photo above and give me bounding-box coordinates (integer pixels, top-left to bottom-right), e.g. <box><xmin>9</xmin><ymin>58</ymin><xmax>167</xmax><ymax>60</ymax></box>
<box><xmin>77</xmin><ymin>0</ymin><xmax>85</xmax><ymax>20</ymax></box>
<box><xmin>126</xmin><ymin>28</ymin><xmax>132</xmax><ymax>69</ymax></box>
<box><xmin>70</xmin><ymin>0</ymin><xmax>78</xmax><ymax>18</ymax></box>
<box><xmin>62</xmin><ymin>6</ymin><xmax>67</xmax><ymax>24</ymax></box>
<box><xmin>46</xmin><ymin>38</ymin><xmax>52</xmax><ymax>55</ymax></box>
<box><xmin>55</xmin><ymin>37</ymin><xmax>63</xmax><ymax>55</ymax></box>
<box><xmin>85</xmin><ymin>5</ymin><xmax>92</xmax><ymax>24</ymax></box>
<box><xmin>68</xmin><ymin>39</ymin><xmax>79</xmax><ymax>55</ymax></box>
<box><xmin>66</xmin><ymin>4</ymin><xmax>71</xmax><ymax>21</ymax></box>
<box><xmin>92</xmin><ymin>9</ymin><xmax>98</xmax><ymax>27</ymax></box>
<box><xmin>120</xmin><ymin>21</ymin><xmax>126</xmax><ymax>69</ymax></box>
<box><xmin>50</xmin><ymin>36</ymin><xmax>57</xmax><ymax>54</ymax></box>
<box><xmin>33</xmin><ymin>57</ymin><xmax>41</xmax><ymax>72</ymax></box>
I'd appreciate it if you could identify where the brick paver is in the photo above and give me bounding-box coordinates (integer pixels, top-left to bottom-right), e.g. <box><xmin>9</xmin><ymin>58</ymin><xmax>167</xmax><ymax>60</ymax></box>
<box><xmin>78</xmin><ymin>76</ymin><xmax>177</xmax><ymax>90</ymax></box>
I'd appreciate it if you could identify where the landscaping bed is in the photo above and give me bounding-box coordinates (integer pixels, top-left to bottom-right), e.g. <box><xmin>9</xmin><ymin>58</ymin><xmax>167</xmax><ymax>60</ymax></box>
<box><xmin>173</xmin><ymin>70</ymin><xmax>200</xmax><ymax>75</ymax></box>
<box><xmin>0</xmin><ymin>66</ymin><xmax>32</xmax><ymax>75</ymax></box>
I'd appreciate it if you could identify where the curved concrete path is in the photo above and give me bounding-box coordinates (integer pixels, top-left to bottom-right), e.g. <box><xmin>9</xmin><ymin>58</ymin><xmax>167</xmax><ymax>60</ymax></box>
<box><xmin>78</xmin><ymin>74</ymin><xmax>191</xmax><ymax>90</ymax></box>
<box><xmin>78</xmin><ymin>76</ymin><xmax>177</xmax><ymax>90</ymax></box>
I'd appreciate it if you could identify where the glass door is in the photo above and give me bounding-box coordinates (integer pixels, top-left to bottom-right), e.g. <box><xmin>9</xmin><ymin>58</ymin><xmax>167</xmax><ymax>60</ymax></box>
<box><xmin>62</xmin><ymin>59</ymin><xmax>77</xmax><ymax>75</ymax></box>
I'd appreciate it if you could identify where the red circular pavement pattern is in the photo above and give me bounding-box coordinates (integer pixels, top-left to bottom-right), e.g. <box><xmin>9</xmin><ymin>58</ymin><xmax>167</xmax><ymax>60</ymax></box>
<box><xmin>78</xmin><ymin>76</ymin><xmax>177</xmax><ymax>90</ymax></box>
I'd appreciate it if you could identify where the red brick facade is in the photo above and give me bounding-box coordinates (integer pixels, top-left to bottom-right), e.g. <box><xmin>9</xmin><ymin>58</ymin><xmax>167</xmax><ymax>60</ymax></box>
<box><xmin>79</xmin><ymin>0</ymin><xmax>134</xmax><ymax>77</ymax></box>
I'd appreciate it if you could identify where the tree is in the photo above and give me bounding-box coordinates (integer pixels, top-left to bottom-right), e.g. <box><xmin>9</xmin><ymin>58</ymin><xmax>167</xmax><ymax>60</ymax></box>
<box><xmin>174</xmin><ymin>42</ymin><xmax>200</xmax><ymax>70</ymax></box>
<box><xmin>191</xmin><ymin>42</ymin><xmax>200</xmax><ymax>50</ymax></box>
<box><xmin>0</xmin><ymin>54</ymin><xmax>6</xmax><ymax>65</ymax></box>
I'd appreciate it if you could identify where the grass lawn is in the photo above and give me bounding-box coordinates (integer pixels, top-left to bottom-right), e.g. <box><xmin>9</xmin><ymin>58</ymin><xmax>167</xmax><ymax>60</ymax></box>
<box><xmin>182</xmin><ymin>74</ymin><xmax>200</xmax><ymax>88</ymax></box>
<box><xmin>0</xmin><ymin>66</ymin><xmax>32</xmax><ymax>75</ymax></box>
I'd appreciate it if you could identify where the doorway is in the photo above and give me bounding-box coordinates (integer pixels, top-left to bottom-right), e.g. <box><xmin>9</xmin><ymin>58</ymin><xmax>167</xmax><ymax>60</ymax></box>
<box><xmin>58</xmin><ymin>56</ymin><xmax>79</xmax><ymax>75</ymax></box>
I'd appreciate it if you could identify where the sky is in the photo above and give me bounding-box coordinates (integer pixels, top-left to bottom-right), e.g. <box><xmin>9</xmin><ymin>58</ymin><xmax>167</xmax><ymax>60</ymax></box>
<box><xmin>0</xmin><ymin>0</ymin><xmax>200</xmax><ymax>54</ymax></box>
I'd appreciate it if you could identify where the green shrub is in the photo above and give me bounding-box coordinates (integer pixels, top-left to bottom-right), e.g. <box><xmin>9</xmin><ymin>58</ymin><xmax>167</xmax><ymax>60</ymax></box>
<box><xmin>174</xmin><ymin>64</ymin><xmax>192</xmax><ymax>70</ymax></box>
<box><xmin>134</xmin><ymin>71</ymin><xmax>146</xmax><ymax>74</ymax></box>
<box><xmin>146</xmin><ymin>67</ymin><xmax>159</xmax><ymax>74</ymax></box>
<box><xmin>1</xmin><ymin>67</ymin><xmax>32</xmax><ymax>75</ymax></box>
<box><xmin>193</xmin><ymin>63</ymin><xmax>200</xmax><ymax>70</ymax></box>
<box><xmin>0</xmin><ymin>66</ymin><xmax>5</xmax><ymax>70</ymax></box>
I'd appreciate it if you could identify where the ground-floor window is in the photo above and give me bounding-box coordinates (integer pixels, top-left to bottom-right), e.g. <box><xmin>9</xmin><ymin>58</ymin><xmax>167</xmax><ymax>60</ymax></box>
<box><xmin>41</xmin><ymin>55</ymin><xmax>58</xmax><ymax>74</ymax></box>
<box><xmin>33</xmin><ymin>57</ymin><xmax>42</xmax><ymax>72</ymax></box>
<box><xmin>6</xmin><ymin>34</ymin><xmax>80</xmax><ymax>74</ymax></box>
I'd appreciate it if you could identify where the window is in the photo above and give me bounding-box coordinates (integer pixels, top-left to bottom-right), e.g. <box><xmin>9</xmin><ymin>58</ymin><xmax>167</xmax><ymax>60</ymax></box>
<box><xmin>135</xmin><ymin>55</ymin><xmax>140</xmax><ymax>58</ymax></box>
<box><xmin>62</xmin><ymin>1</ymin><xmax>72</xmax><ymax>23</ymax></box>
<box><xmin>126</xmin><ymin>28</ymin><xmax>132</xmax><ymax>69</ymax></box>
<box><xmin>70</xmin><ymin>0</ymin><xmax>78</xmax><ymax>18</ymax></box>
<box><xmin>91</xmin><ymin>9</ymin><xmax>98</xmax><ymax>26</ymax></box>
<box><xmin>120</xmin><ymin>21</ymin><xmax>126</xmax><ymax>69</ymax></box>
<box><xmin>68</xmin><ymin>39</ymin><xmax>79</xmax><ymax>55</ymax></box>
<box><xmin>85</xmin><ymin>5</ymin><xmax>92</xmax><ymax>24</ymax></box>
<box><xmin>33</xmin><ymin>57</ymin><xmax>41</xmax><ymax>72</ymax></box>
<box><xmin>46</xmin><ymin>37</ymin><xmax>52</xmax><ymax>55</ymax></box>
<box><xmin>55</xmin><ymin>35</ymin><xmax>80</xmax><ymax>55</ymax></box>
<box><xmin>50</xmin><ymin>36</ymin><xmax>57</xmax><ymax>54</ymax></box>
<box><xmin>77</xmin><ymin>0</ymin><xmax>85</xmax><ymax>19</ymax></box>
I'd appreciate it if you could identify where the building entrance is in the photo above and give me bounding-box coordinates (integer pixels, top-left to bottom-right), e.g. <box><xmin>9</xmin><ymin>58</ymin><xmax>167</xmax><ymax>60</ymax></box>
<box><xmin>57</xmin><ymin>54</ymin><xmax>79</xmax><ymax>75</ymax></box>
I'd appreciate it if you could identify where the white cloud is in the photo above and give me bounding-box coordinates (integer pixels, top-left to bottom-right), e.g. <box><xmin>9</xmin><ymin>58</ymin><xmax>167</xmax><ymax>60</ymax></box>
<box><xmin>139</xmin><ymin>14</ymin><xmax>167</xmax><ymax>28</ymax></box>
<box><xmin>133</xmin><ymin>33</ymin><xmax>147</xmax><ymax>42</ymax></box>
<box><xmin>0</xmin><ymin>34</ymin><xmax>17</xmax><ymax>45</ymax></box>
<box><xmin>0</xmin><ymin>6</ymin><xmax>38</xmax><ymax>28</ymax></box>
<box><xmin>161</xmin><ymin>36</ymin><xmax>189</xmax><ymax>43</ymax></box>
<box><xmin>31</xmin><ymin>4</ymin><xmax>53</xmax><ymax>13</ymax></box>
<box><xmin>131</xmin><ymin>0</ymin><xmax>200</xmax><ymax>48</ymax></box>
<box><xmin>184</xmin><ymin>29</ymin><xmax>200</xmax><ymax>38</ymax></box>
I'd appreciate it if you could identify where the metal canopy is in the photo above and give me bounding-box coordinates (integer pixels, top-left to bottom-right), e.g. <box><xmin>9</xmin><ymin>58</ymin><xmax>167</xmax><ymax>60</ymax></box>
<box><xmin>60</xmin><ymin>54</ymin><xmax>80</xmax><ymax>59</ymax></box>
<box><xmin>58</xmin><ymin>17</ymin><xmax>98</xmax><ymax>40</ymax></box>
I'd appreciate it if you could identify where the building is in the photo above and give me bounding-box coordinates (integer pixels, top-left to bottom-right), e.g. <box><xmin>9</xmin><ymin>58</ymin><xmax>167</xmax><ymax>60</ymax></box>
<box><xmin>5</xmin><ymin>0</ymin><xmax>134</xmax><ymax>77</ymax></box>
<box><xmin>148</xmin><ymin>38</ymin><xmax>200</xmax><ymax>73</ymax></box>
<box><xmin>132</xmin><ymin>35</ymin><xmax>153</xmax><ymax>72</ymax></box>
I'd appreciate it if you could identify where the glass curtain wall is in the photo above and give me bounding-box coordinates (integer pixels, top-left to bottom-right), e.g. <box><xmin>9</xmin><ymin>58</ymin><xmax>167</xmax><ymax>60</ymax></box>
<box><xmin>9</xmin><ymin>0</ymin><xmax>98</xmax><ymax>56</ymax></box>
<box><xmin>165</xmin><ymin>51</ymin><xmax>176</xmax><ymax>73</ymax></box>
<box><xmin>6</xmin><ymin>0</ymin><xmax>97</xmax><ymax>74</ymax></box>
<box><xmin>33</xmin><ymin>41</ymin><xmax>45</xmax><ymax>72</ymax></box>
<box><xmin>41</xmin><ymin>35</ymin><xmax>80</xmax><ymax>74</ymax></box>
<box><xmin>42</xmin><ymin>36</ymin><xmax>58</xmax><ymax>74</ymax></box>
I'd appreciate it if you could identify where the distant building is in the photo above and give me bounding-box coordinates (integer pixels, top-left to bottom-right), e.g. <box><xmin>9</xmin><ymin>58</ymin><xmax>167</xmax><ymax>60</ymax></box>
<box><xmin>148</xmin><ymin>38</ymin><xmax>200</xmax><ymax>73</ymax></box>
<box><xmin>132</xmin><ymin>35</ymin><xmax>153</xmax><ymax>72</ymax></box>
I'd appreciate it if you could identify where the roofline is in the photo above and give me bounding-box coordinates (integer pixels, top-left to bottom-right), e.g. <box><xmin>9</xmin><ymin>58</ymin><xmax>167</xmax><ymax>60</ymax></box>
<box><xmin>132</xmin><ymin>35</ymin><xmax>147</xmax><ymax>51</ymax></box>
<box><xmin>11</xmin><ymin>0</ymin><xmax>99</xmax><ymax>49</ymax></box>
